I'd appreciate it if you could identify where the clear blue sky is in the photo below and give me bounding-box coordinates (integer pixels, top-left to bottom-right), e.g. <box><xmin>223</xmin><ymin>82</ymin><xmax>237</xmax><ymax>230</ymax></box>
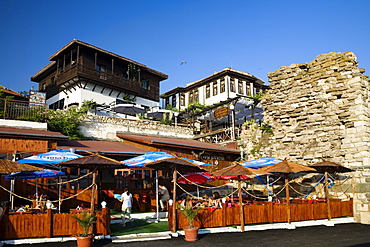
<box><xmin>1</xmin><ymin>0</ymin><xmax>370</xmax><ymax>95</ymax></box>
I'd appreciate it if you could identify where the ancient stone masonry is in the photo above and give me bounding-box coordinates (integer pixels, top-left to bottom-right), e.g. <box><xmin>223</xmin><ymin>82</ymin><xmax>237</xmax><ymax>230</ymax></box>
<box><xmin>79</xmin><ymin>115</ymin><xmax>194</xmax><ymax>141</ymax></box>
<box><xmin>249</xmin><ymin>51</ymin><xmax>370</xmax><ymax>223</ymax></box>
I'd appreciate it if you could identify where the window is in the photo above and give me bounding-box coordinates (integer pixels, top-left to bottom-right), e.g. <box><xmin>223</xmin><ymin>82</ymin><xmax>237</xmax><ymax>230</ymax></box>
<box><xmin>213</xmin><ymin>82</ymin><xmax>218</xmax><ymax>96</ymax></box>
<box><xmin>96</xmin><ymin>64</ymin><xmax>107</xmax><ymax>80</ymax></box>
<box><xmin>238</xmin><ymin>81</ymin><xmax>243</xmax><ymax>94</ymax></box>
<box><xmin>141</xmin><ymin>79</ymin><xmax>149</xmax><ymax>89</ymax></box>
<box><xmin>171</xmin><ymin>95</ymin><xmax>176</xmax><ymax>107</ymax></box>
<box><xmin>180</xmin><ymin>94</ymin><xmax>185</xmax><ymax>106</ymax></box>
<box><xmin>230</xmin><ymin>78</ymin><xmax>235</xmax><ymax>92</ymax></box>
<box><xmin>189</xmin><ymin>92</ymin><xmax>194</xmax><ymax>103</ymax></box>
<box><xmin>206</xmin><ymin>84</ymin><xmax>211</xmax><ymax>98</ymax></box>
<box><xmin>194</xmin><ymin>90</ymin><xmax>199</xmax><ymax>102</ymax></box>
<box><xmin>220</xmin><ymin>80</ymin><xmax>225</xmax><ymax>93</ymax></box>
<box><xmin>246</xmin><ymin>84</ymin><xmax>251</xmax><ymax>96</ymax></box>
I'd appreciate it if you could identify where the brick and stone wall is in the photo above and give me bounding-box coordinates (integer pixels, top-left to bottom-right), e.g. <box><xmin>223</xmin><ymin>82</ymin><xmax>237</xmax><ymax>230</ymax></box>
<box><xmin>240</xmin><ymin>52</ymin><xmax>370</xmax><ymax>223</ymax></box>
<box><xmin>79</xmin><ymin>115</ymin><xmax>194</xmax><ymax>140</ymax></box>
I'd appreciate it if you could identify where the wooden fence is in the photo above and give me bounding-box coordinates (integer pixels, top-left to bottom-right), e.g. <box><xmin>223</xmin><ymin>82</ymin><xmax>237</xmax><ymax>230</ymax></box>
<box><xmin>0</xmin><ymin>208</ymin><xmax>110</xmax><ymax>240</ymax></box>
<box><xmin>173</xmin><ymin>199</ymin><xmax>353</xmax><ymax>229</ymax></box>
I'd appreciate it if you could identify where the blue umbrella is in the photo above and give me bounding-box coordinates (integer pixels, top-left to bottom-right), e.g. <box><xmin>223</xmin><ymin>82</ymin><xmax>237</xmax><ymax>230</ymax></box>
<box><xmin>121</xmin><ymin>151</ymin><xmax>213</xmax><ymax>222</ymax></box>
<box><xmin>17</xmin><ymin>149</ymin><xmax>83</xmax><ymax>165</ymax></box>
<box><xmin>240</xmin><ymin>156</ymin><xmax>282</xmax><ymax>169</ymax></box>
<box><xmin>6</xmin><ymin>169</ymin><xmax>65</xmax><ymax>210</ymax></box>
<box><xmin>122</xmin><ymin>151</ymin><xmax>172</xmax><ymax>167</ymax></box>
<box><xmin>5</xmin><ymin>169</ymin><xmax>65</xmax><ymax>180</ymax></box>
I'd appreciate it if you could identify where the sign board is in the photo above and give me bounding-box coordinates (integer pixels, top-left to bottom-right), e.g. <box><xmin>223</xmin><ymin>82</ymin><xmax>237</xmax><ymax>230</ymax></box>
<box><xmin>214</xmin><ymin>106</ymin><xmax>230</xmax><ymax>119</ymax></box>
<box><xmin>29</xmin><ymin>90</ymin><xmax>46</xmax><ymax>107</ymax></box>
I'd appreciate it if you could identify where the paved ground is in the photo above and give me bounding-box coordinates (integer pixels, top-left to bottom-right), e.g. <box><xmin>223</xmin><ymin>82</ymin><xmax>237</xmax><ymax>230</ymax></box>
<box><xmin>11</xmin><ymin>223</ymin><xmax>370</xmax><ymax>247</ymax></box>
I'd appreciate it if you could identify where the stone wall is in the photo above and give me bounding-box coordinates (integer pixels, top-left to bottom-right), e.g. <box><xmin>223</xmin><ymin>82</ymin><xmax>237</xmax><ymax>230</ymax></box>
<box><xmin>241</xmin><ymin>52</ymin><xmax>370</xmax><ymax>223</ymax></box>
<box><xmin>79</xmin><ymin>115</ymin><xmax>194</xmax><ymax>140</ymax></box>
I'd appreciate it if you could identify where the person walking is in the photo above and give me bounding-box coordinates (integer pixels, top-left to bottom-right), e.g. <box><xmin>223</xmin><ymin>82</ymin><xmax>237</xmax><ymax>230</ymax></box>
<box><xmin>119</xmin><ymin>188</ymin><xmax>133</xmax><ymax>226</ymax></box>
<box><xmin>158</xmin><ymin>185</ymin><xmax>170</xmax><ymax>211</ymax></box>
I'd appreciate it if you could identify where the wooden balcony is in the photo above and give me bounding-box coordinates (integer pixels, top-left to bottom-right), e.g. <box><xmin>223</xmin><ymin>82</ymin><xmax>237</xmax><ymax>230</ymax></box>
<box><xmin>56</xmin><ymin>65</ymin><xmax>147</xmax><ymax>96</ymax></box>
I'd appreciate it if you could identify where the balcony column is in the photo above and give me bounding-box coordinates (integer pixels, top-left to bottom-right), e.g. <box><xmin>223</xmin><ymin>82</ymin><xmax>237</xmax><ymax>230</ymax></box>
<box><xmin>112</xmin><ymin>58</ymin><xmax>114</xmax><ymax>75</ymax></box>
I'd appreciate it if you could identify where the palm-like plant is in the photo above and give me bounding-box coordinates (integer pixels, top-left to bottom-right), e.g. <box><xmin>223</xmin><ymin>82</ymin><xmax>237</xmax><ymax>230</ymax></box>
<box><xmin>71</xmin><ymin>211</ymin><xmax>97</xmax><ymax>236</ymax></box>
<box><xmin>178</xmin><ymin>204</ymin><xmax>201</xmax><ymax>229</ymax></box>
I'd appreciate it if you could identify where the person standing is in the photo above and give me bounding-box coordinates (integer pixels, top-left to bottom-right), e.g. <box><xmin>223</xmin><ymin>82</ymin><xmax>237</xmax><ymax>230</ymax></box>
<box><xmin>119</xmin><ymin>188</ymin><xmax>133</xmax><ymax>226</ymax></box>
<box><xmin>158</xmin><ymin>185</ymin><xmax>170</xmax><ymax>211</ymax></box>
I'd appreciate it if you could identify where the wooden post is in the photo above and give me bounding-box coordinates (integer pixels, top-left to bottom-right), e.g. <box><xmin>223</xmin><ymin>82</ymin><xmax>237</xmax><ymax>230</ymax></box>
<box><xmin>90</xmin><ymin>171</ymin><xmax>97</xmax><ymax>215</ymax></box>
<box><xmin>46</xmin><ymin>208</ymin><xmax>53</xmax><ymax>238</ymax></box>
<box><xmin>325</xmin><ymin>171</ymin><xmax>331</xmax><ymax>220</ymax></box>
<box><xmin>269</xmin><ymin>201</ymin><xmax>273</xmax><ymax>224</ymax></box>
<box><xmin>285</xmin><ymin>177</ymin><xmax>291</xmax><ymax>224</ymax></box>
<box><xmin>101</xmin><ymin>207</ymin><xmax>109</xmax><ymax>236</ymax></box>
<box><xmin>238</xmin><ymin>179</ymin><xmax>244</xmax><ymax>232</ymax></box>
<box><xmin>222</xmin><ymin>202</ymin><xmax>227</xmax><ymax>227</ymax></box>
<box><xmin>170</xmin><ymin>169</ymin><xmax>177</xmax><ymax>233</ymax></box>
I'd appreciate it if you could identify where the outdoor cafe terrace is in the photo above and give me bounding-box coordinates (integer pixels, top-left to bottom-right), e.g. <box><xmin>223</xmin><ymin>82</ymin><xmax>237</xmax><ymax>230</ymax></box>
<box><xmin>0</xmin><ymin>152</ymin><xmax>355</xmax><ymax>240</ymax></box>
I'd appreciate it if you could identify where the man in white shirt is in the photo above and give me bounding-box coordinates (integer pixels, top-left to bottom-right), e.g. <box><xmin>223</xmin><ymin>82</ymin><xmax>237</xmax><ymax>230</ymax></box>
<box><xmin>119</xmin><ymin>188</ymin><xmax>133</xmax><ymax>226</ymax></box>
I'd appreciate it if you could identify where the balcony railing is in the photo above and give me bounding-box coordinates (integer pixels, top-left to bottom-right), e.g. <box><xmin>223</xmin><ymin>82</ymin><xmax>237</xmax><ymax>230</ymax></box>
<box><xmin>0</xmin><ymin>98</ymin><xmax>47</xmax><ymax>121</ymax></box>
<box><xmin>57</xmin><ymin>65</ymin><xmax>143</xmax><ymax>93</ymax></box>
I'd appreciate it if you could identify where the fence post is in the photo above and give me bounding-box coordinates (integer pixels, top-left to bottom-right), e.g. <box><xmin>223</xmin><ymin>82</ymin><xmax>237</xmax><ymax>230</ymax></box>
<box><xmin>269</xmin><ymin>201</ymin><xmax>273</xmax><ymax>224</ymax></box>
<box><xmin>101</xmin><ymin>207</ymin><xmax>110</xmax><ymax>236</ymax></box>
<box><xmin>46</xmin><ymin>208</ymin><xmax>53</xmax><ymax>238</ymax></box>
<box><xmin>222</xmin><ymin>202</ymin><xmax>227</xmax><ymax>227</ymax></box>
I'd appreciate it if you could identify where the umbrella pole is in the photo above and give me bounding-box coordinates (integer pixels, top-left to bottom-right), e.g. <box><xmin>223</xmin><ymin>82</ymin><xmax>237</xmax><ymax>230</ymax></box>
<box><xmin>58</xmin><ymin>177</ymin><xmax>62</xmax><ymax>213</ymax></box>
<box><xmin>90</xmin><ymin>171</ymin><xmax>97</xmax><ymax>215</ymax></box>
<box><xmin>239</xmin><ymin>179</ymin><xmax>244</xmax><ymax>232</ymax></box>
<box><xmin>10</xmin><ymin>180</ymin><xmax>15</xmax><ymax>210</ymax></box>
<box><xmin>171</xmin><ymin>169</ymin><xmax>177</xmax><ymax>233</ymax></box>
<box><xmin>285</xmin><ymin>177</ymin><xmax>291</xmax><ymax>224</ymax></box>
<box><xmin>197</xmin><ymin>185</ymin><xmax>199</xmax><ymax>198</ymax></box>
<box><xmin>325</xmin><ymin>171</ymin><xmax>331</xmax><ymax>220</ymax></box>
<box><xmin>155</xmin><ymin>171</ymin><xmax>159</xmax><ymax>222</ymax></box>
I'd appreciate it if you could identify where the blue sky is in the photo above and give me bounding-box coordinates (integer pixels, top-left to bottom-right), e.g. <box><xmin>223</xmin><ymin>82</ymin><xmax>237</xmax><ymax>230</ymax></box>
<box><xmin>1</xmin><ymin>0</ymin><xmax>370</xmax><ymax>95</ymax></box>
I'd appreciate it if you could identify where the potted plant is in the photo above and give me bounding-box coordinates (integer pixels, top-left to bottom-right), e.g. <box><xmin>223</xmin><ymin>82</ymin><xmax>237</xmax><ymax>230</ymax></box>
<box><xmin>71</xmin><ymin>211</ymin><xmax>97</xmax><ymax>247</ymax></box>
<box><xmin>178</xmin><ymin>204</ymin><xmax>201</xmax><ymax>241</ymax></box>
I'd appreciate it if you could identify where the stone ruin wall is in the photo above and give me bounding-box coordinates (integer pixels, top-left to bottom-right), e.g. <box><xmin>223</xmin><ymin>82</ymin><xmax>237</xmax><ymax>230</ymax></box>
<box><xmin>241</xmin><ymin>52</ymin><xmax>370</xmax><ymax>223</ymax></box>
<box><xmin>79</xmin><ymin>115</ymin><xmax>194</xmax><ymax>140</ymax></box>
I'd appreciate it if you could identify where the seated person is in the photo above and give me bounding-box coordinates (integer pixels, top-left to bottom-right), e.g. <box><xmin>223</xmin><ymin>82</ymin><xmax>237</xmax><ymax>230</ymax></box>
<box><xmin>210</xmin><ymin>192</ymin><xmax>222</xmax><ymax>208</ymax></box>
<box><xmin>180</xmin><ymin>194</ymin><xmax>193</xmax><ymax>209</ymax></box>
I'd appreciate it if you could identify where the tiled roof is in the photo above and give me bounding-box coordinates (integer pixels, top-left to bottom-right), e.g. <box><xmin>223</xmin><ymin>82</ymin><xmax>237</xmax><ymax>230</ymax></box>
<box><xmin>116</xmin><ymin>134</ymin><xmax>240</xmax><ymax>154</ymax></box>
<box><xmin>0</xmin><ymin>127</ymin><xmax>68</xmax><ymax>140</ymax></box>
<box><xmin>57</xmin><ymin>140</ymin><xmax>149</xmax><ymax>154</ymax></box>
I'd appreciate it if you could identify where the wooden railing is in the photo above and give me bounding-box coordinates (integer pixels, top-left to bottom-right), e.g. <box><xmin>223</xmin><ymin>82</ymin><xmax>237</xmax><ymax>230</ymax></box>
<box><xmin>0</xmin><ymin>208</ymin><xmax>110</xmax><ymax>240</ymax></box>
<box><xmin>172</xmin><ymin>199</ymin><xmax>353</xmax><ymax>229</ymax></box>
<box><xmin>0</xmin><ymin>98</ymin><xmax>46</xmax><ymax>121</ymax></box>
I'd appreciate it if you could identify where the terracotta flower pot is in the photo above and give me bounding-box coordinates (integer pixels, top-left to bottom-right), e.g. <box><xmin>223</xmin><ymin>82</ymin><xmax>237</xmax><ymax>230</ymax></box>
<box><xmin>183</xmin><ymin>227</ymin><xmax>199</xmax><ymax>241</ymax></box>
<box><xmin>76</xmin><ymin>235</ymin><xmax>94</xmax><ymax>247</ymax></box>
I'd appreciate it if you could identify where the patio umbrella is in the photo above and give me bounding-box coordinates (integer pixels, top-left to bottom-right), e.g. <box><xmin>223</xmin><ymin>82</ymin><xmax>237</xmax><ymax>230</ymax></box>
<box><xmin>144</xmin><ymin>155</ymin><xmax>207</xmax><ymax>233</ymax></box>
<box><xmin>0</xmin><ymin>160</ymin><xmax>43</xmax><ymax>210</ymax></box>
<box><xmin>57</xmin><ymin>153</ymin><xmax>128</xmax><ymax>215</ymax></box>
<box><xmin>112</xmin><ymin>104</ymin><xmax>145</xmax><ymax>114</ymax></box>
<box><xmin>178</xmin><ymin>172</ymin><xmax>216</xmax><ymax>198</ymax></box>
<box><xmin>17</xmin><ymin>149</ymin><xmax>83</xmax><ymax>211</ymax></box>
<box><xmin>122</xmin><ymin>151</ymin><xmax>214</xmax><ymax>222</ymax></box>
<box><xmin>241</xmin><ymin>156</ymin><xmax>282</xmax><ymax>169</ymax></box>
<box><xmin>5</xmin><ymin>169</ymin><xmax>65</xmax><ymax>210</ymax></box>
<box><xmin>212</xmin><ymin>163</ymin><xmax>270</xmax><ymax>232</ymax></box>
<box><xmin>309</xmin><ymin>161</ymin><xmax>352</xmax><ymax>220</ymax></box>
<box><xmin>17</xmin><ymin>149</ymin><xmax>83</xmax><ymax>169</ymax></box>
<box><xmin>260</xmin><ymin>159</ymin><xmax>316</xmax><ymax>223</ymax></box>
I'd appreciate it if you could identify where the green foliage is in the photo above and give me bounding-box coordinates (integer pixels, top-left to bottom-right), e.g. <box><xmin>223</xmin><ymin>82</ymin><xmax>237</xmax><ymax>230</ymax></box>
<box><xmin>165</xmin><ymin>104</ymin><xmax>178</xmax><ymax>112</ymax></box>
<box><xmin>242</xmin><ymin>119</ymin><xmax>255</xmax><ymax>127</ymax></box>
<box><xmin>23</xmin><ymin>100</ymin><xmax>96</xmax><ymax>140</ymax></box>
<box><xmin>178</xmin><ymin>204</ymin><xmax>201</xmax><ymax>229</ymax></box>
<box><xmin>71</xmin><ymin>211</ymin><xmax>97</xmax><ymax>237</ymax></box>
<box><xmin>261</xmin><ymin>123</ymin><xmax>274</xmax><ymax>136</ymax></box>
